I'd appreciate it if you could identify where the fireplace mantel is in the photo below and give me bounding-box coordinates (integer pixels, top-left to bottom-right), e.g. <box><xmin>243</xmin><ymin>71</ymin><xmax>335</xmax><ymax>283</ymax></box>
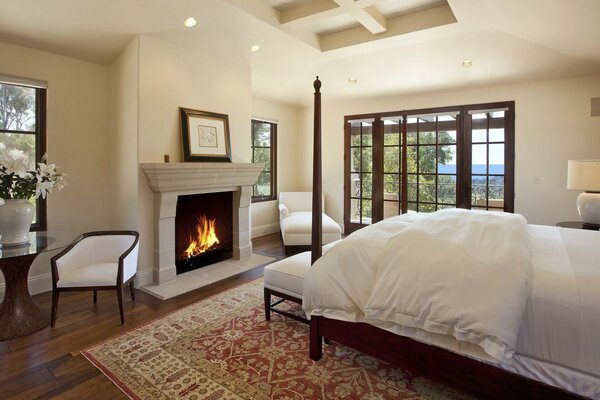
<box><xmin>141</xmin><ymin>162</ymin><xmax>263</xmax><ymax>288</ymax></box>
<box><xmin>141</xmin><ymin>162</ymin><xmax>263</xmax><ymax>193</ymax></box>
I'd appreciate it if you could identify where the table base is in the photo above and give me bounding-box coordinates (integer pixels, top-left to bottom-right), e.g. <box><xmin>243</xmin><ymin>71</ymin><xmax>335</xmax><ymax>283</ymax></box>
<box><xmin>0</xmin><ymin>254</ymin><xmax>49</xmax><ymax>341</ymax></box>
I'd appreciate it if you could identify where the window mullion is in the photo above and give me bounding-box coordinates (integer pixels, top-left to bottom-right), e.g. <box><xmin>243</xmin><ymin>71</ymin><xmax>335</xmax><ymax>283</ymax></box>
<box><xmin>401</xmin><ymin>113</ymin><xmax>407</xmax><ymax>214</ymax></box>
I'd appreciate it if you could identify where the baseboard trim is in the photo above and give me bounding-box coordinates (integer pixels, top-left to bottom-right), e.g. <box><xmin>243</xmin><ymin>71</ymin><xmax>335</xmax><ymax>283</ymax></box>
<box><xmin>135</xmin><ymin>269</ymin><xmax>153</xmax><ymax>288</ymax></box>
<box><xmin>252</xmin><ymin>222</ymin><xmax>279</xmax><ymax>239</ymax></box>
<box><xmin>0</xmin><ymin>269</ymin><xmax>156</xmax><ymax>298</ymax></box>
<box><xmin>0</xmin><ymin>272</ymin><xmax>53</xmax><ymax>297</ymax></box>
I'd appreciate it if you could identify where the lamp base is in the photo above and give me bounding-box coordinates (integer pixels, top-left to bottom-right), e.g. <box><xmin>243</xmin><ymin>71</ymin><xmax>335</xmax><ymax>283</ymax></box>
<box><xmin>582</xmin><ymin>222</ymin><xmax>600</xmax><ymax>230</ymax></box>
<box><xmin>577</xmin><ymin>191</ymin><xmax>600</xmax><ymax>225</ymax></box>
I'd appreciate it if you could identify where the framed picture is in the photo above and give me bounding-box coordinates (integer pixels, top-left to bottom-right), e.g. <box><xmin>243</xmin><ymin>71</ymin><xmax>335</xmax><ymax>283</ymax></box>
<box><xmin>180</xmin><ymin>108</ymin><xmax>232</xmax><ymax>162</ymax></box>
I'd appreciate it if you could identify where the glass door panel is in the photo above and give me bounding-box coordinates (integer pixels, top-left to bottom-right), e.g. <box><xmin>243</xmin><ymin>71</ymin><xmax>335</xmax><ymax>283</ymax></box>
<box><xmin>382</xmin><ymin>119</ymin><xmax>401</xmax><ymax>219</ymax></box>
<box><xmin>469</xmin><ymin>108</ymin><xmax>508</xmax><ymax>211</ymax></box>
<box><xmin>349</xmin><ymin>121</ymin><xmax>373</xmax><ymax>225</ymax></box>
<box><xmin>405</xmin><ymin>112</ymin><xmax>458</xmax><ymax>212</ymax></box>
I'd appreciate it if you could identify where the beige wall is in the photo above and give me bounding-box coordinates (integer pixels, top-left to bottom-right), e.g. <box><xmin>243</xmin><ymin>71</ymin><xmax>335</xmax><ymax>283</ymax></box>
<box><xmin>0</xmin><ymin>35</ymin><xmax>254</xmax><ymax>292</ymax></box>
<box><xmin>3</xmin><ymin>35</ymin><xmax>598</xmax><ymax>295</ymax></box>
<box><xmin>137</xmin><ymin>36</ymin><xmax>252</xmax><ymax>164</ymax></box>
<box><xmin>298</xmin><ymin>74</ymin><xmax>600</xmax><ymax>227</ymax></box>
<box><xmin>108</xmin><ymin>37</ymin><xmax>139</xmax><ymax>230</ymax></box>
<box><xmin>135</xmin><ymin>35</ymin><xmax>252</xmax><ymax>285</ymax></box>
<box><xmin>0</xmin><ymin>41</ymin><xmax>111</xmax><ymax>293</ymax></box>
<box><xmin>250</xmin><ymin>98</ymin><xmax>301</xmax><ymax>238</ymax></box>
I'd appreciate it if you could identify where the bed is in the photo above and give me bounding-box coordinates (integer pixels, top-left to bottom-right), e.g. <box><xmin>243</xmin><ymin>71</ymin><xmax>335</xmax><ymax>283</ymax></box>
<box><xmin>303</xmin><ymin>78</ymin><xmax>600</xmax><ymax>399</ymax></box>
<box><xmin>303</xmin><ymin>211</ymin><xmax>600</xmax><ymax>399</ymax></box>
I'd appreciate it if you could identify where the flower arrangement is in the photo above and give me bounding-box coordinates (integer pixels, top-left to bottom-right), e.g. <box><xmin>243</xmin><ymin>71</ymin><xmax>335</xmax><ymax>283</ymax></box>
<box><xmin>0</xmin><ymin>145</ymin><xmax>66</xmax><ymax>200</ymax></box>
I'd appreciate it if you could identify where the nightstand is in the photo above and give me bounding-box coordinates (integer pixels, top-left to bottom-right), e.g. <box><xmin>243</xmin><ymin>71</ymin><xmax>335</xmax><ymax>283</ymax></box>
<box><xmin>556</xmin><ymin>221</ymin><xmax>600</xmax><ymax>230</ymax></box>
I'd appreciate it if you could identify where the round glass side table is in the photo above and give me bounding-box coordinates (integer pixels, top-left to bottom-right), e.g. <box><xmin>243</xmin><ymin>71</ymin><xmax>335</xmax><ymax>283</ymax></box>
<box><xmin>0</xmin><ymin>231</ymin><xmax>74</xmax><ymax>341</ymax></box>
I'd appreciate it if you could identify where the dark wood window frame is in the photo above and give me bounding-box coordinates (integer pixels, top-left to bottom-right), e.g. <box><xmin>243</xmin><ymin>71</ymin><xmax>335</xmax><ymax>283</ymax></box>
<box><xmin>348</xmin><ymin>119</ymin><xmax>374</xmax><ymax>225</ymax></box>
<box><xmin>251</xmin><ymin>119</ymin><xmax>277</xmax><ymax>203</ymax></box>
<box><xmin>344</xmin><ymin>101</ymin><xmax>514</xmax><ymax>234</ymax></box>
<box><xmin>0</xmin><ymin>82</ymin><xmax>47</xmax><ymax>231</ymax></box>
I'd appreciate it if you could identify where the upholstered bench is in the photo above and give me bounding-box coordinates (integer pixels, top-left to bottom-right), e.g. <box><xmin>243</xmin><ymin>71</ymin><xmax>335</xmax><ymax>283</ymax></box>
<box><xmin>264</xmin><ymin>241</ymin><xmax>340</xmax><ymax>323</ymax></box>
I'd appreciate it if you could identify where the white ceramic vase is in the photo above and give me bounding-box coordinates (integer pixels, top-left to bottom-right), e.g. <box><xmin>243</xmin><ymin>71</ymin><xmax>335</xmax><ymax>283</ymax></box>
<box><xmin>0</xmin><ymin>199</ymin><xmax>34</xmax><ymax>246</ymax></box>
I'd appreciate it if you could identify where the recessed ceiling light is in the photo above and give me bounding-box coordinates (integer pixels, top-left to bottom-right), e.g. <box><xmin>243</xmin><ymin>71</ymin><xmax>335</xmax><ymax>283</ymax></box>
<box><xmin>348</xmin><ymin>77</ymin><xmax>358</xmax><ymax>84</ymax></box>
<box><xmin>250</xmin><ymin>44</ymin><xmax>261</xmax><ymax>53</ymax></box>
<box><xmin>462</xmin><ymin>59</ymin><xmax>473</xmax><ymax>67</ymax></box>
<box><xmin>184</xmin><ymin>17</ymin><xmax>197</xmax><ymax>28</ymax></box>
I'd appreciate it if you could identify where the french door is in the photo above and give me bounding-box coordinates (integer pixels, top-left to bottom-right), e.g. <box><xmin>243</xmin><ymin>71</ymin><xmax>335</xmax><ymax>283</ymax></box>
<box><xmin>344</xmin><ymin>102</ymin><xmax>514</xmax><ymax>233</ymax></box>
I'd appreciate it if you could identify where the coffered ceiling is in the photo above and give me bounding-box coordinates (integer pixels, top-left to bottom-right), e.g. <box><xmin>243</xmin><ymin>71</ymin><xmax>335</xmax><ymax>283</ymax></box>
<box><xmin>0</xmin><ymin>0</ymin><xmax>599</xmax><ymax>106</ymax></box>
<box><xmin>248</xmin><ymin>0</ymin><xmax>456</xmax><ymax>51</ymax></box>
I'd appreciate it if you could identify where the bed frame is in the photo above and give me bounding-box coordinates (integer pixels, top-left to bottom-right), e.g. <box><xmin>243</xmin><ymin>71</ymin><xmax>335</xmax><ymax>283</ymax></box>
<box><xmin>307</xmin><ymin>77</ymin><xmax>586</xmax><ymax>400</ymax></box>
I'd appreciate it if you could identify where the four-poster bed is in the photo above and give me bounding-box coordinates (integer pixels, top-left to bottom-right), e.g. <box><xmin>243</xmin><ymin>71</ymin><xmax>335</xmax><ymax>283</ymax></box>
<box><xmin>305</xmin><ymin>77</ymin><xmax>598</xmax><ymax>399</ymax></box>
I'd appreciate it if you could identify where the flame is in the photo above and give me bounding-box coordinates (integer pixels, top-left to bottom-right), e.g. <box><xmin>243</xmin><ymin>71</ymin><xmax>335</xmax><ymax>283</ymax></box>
<box><xmin>184</xmin><ymin>215</ymin><xmax>220</xmax><ymax>258</ymax></box>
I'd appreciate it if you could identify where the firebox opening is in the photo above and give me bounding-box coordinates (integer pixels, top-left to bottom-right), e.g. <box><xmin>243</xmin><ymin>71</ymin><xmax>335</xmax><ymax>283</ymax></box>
<box><xmin>175</xmin><ymin>192</ymin><xmax>233</xmax><ymax>275</ymax></box>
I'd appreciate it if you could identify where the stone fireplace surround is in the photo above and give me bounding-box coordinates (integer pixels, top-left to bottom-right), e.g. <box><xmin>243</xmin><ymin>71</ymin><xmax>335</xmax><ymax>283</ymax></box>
<box><xmin>140</xmin><ymin>162</ymin><xmax>265</xmax><ymax>298</ymax></box>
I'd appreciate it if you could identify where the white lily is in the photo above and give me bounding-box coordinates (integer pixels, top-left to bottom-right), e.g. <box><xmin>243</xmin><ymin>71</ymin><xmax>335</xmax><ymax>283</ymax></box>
<box><xmin>0</xmin><ymin>148</ymin><xmax>66</xmax><ymax>199</ymax></box>
<box><xmin>54</xmin><ymin>174</ymin><xmax>67</xmax><ymax>191</ymax></box>
<box><xmin>37</xmin><ymin>162</ymin><xmax>57</xmax><ymax>177</ymax></box>
<box><xmin>35</xmin><ymin>179</ymin><xmax>55</xmax><ymax>199</ymax></box>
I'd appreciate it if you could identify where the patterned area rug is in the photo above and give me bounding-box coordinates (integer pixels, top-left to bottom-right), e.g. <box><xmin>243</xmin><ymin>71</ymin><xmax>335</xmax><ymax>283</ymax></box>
<box><xmin>82</xmin><ymin>278</ymin><xmax>471</xmax><ymax>400</ymax></box>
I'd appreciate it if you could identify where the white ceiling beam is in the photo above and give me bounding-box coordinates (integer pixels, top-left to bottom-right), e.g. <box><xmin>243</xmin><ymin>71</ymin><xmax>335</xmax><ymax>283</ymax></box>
<box><xmin>334</xmin><ymin>0</ymin><xmax>384</xmax><ymax>7</ymax></box>
<box><xmin>320</xmin><ymin>4</ymin><xmax>457</xmax><ymax>51</ymax></box>
<box><xmin>353</xmin><ymin>5</ymin><xmax>387</xmax><ymax>34</ymax></box>
<box><xmin>279</xmin><ymin>0</ymin><xmax>341</xmax><ymax>25</ymax></box>
<box><xmin>355</xmin><ymin>0</ymin><xmax>386</xmax><ymax>6</ymax></box>
<box><xmin>332</xmin><ymin>0</ymin><xmax>387</xmax><ymax>34</ymax></box>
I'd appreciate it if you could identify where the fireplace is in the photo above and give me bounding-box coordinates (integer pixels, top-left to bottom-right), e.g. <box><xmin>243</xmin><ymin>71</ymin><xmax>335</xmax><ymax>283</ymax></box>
<box><xmin>175</xmin><ymin>192</ymin><xmax>233</xmax><ymax>274</ymax></box>
<box><xmin>141</xmin><ymin>162</ymin><xmax>263</xmax><ymax>288</ymax></box>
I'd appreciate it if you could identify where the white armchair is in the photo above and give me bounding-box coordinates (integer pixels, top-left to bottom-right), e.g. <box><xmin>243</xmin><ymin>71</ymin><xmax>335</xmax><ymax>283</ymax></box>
<box><xmin>50</xmin><ymin>231</ymin><xmax>139</xmax><ymax>326</ymax></box>
<box><xmin>278</xmin><ymin>192</ymin><xmax>341</xmax><ymax>254</ymax></box>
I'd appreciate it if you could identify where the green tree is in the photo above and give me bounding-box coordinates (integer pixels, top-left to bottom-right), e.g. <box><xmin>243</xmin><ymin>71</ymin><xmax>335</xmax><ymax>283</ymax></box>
<box><xmin>352</xmin><ymin>129</ymin><xmax>456</xmax><ymax>218</ymax></box>
<box><xmin>252</xmin><ymin>122</ymin><xmax>272</xmax><ymax>197</ymax></box>
<box><xmin>0</xmin><ymin>84</ymin><xmax>37</xmax><ymax>169</ymax></box>
<box><xmin>0</xmin><ymin>84</ymin><xmax>35</xmax><ymax>131</ymax></box>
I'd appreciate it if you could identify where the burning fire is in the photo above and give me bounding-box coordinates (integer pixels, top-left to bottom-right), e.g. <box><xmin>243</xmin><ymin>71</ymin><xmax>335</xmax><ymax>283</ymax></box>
<box><xmin>184</xmin><ymin>215</ymin><xmax>220</xmax><ymax>259</ymax></box>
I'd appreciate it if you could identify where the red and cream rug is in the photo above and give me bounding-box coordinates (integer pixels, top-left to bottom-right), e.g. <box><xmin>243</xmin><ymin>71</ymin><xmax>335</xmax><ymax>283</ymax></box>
<box><xmin>82</xmin><ymin>278</ymin><xmax>471</xmax><ymax>399</ymax></box>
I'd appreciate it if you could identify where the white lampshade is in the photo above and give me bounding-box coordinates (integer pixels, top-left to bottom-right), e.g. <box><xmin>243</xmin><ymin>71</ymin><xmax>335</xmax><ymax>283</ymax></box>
<box><xmin>567</xmin><ymin>160</ymin><xmax>600</xmax><ymax>191</ymax></box>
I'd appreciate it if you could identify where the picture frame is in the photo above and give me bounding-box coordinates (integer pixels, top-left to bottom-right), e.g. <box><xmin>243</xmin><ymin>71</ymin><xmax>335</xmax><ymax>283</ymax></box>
<box><xmin>180</xmin><ymin>108</ymin><xmax>232</xmax><ymax>162</ymax></box>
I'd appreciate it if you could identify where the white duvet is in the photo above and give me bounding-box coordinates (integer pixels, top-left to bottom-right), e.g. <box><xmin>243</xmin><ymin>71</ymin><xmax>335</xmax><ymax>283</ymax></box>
<box><xmin>303</xmin><ymin>208</ymin><xmax>533</xmax><ymax>364</ymax></box>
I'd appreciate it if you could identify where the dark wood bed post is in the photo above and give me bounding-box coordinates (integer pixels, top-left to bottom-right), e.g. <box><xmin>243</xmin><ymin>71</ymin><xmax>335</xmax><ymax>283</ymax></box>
<box><xmin>311</xmin><ymin>76</ymin><xmax>323</xmax><ymax>265</ymax></box>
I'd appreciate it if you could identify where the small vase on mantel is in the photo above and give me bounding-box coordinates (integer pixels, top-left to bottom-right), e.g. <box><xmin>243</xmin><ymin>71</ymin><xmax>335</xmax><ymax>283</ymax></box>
<box><xmin>0</xmin><ymin>199</ymin><xmax>35</xmax><ymax>246</ymax></box>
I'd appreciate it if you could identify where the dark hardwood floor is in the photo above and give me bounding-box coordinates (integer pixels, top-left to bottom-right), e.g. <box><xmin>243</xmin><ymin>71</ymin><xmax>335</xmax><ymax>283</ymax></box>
<box><xmin>0</xmin><ymin>233</ymin><xmax>285</xmax><ymax>400</ymax></box>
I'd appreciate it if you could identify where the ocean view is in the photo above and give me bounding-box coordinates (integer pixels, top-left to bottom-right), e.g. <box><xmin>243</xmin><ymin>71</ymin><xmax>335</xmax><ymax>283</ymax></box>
<box><xmin>438</xmin><ymin>164</ymin><xmax>504</xmax><ymax>175</ymax></box>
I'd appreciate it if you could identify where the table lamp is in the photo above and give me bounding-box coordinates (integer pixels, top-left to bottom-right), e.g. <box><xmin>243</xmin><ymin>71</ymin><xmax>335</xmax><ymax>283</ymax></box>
<box><xmin>567</xmin><ymin>160</ymin><xmax>600</xmax><ymax>227</ymax></box>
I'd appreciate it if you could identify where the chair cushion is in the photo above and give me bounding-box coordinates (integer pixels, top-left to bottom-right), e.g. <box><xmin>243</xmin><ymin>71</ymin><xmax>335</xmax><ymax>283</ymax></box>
<box><xmin>57</xmin><ymin>262</ymin><xmax>119</xmax><ymax>287</ymax></box>
<box><xmin>55</xmin><ymin>234</ymin><xmax>138</xmax><ymax>278</ymax></box>
<box><xmin>280</xmin><ymin>212</ymin><xmax>342</xmax><ymax>246</ymax></box>
<box><xmin>264</xmin><ymin>252</ymin><xmax>312</xmax><ymax>298</ymax></box>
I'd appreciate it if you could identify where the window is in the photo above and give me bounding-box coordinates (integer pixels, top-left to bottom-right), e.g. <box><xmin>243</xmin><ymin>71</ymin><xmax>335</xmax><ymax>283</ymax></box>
<box><xmin>251</xmin><ymin>119</ymin><xmax>277</xmax><ymax>202</ymax></box>
<box><xmin>344</xmin><ymin>102</ymin><xmax>514</xmax><ymax>233</ymax></box>
<box><xmin>0</xmin><ymin>77</ymin><xmax>47</xmax><ymax>230</ymax></box>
